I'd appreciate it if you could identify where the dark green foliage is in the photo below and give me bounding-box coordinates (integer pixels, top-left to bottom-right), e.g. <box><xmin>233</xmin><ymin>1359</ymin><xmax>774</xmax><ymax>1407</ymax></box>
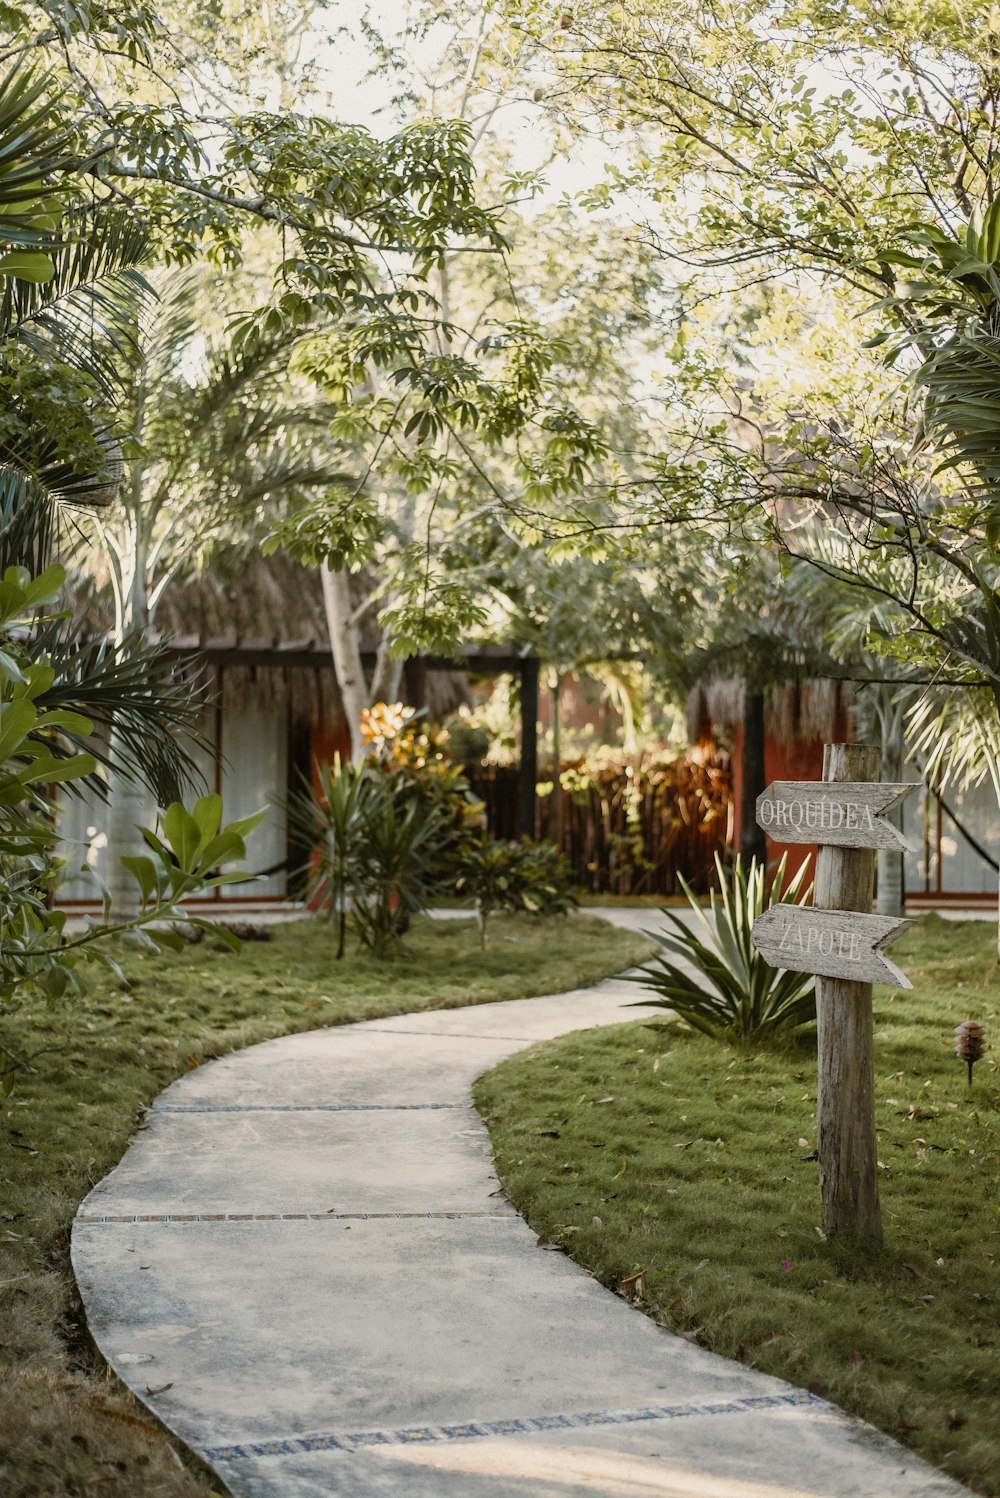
<box><xmin>347</xmin><ymin>785</ymin><xmax>446</xmax><ymax>959</ymax></box>
<box><xmin>290</xmin><ymin>715</ymin><xmax>487</xmax><ymax>959</ymax></box>
<box><xmin>287</xmin><ymin>756</ymin><xmax>383</xmax><ymax>959</ymax></box>
<box><xmin>288</xmin><ymin>749</ymin><xmax>470</xmax><ymax>960</ymax></box>
<box><xmin>630</xmin><ymin>853</ymin><xmax>816</xmax><ymax>1042</ymax></box>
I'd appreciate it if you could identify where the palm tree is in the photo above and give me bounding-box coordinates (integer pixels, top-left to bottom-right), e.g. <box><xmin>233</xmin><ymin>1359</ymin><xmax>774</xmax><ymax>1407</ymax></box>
<box><xmin>0</xmin><ymin>65</ymin><xmax>216</xmax><ymax>900</ymax></box>
<box><xmin>64</xmin><ymin>270</ymin><xmax>353</xmax><ymax>908</ymax></box>
<box><xmin>881</xmin><ymin>200</ymin><xmax>1000</xmax><ymax>529</ymax></box>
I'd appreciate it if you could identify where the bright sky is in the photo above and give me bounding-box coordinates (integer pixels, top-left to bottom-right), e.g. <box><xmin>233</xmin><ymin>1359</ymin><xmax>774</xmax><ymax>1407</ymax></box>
<box><xmin>306</xmin><ymin>0</ymin><xmax>616</xmax><ymax>201</ymax></box>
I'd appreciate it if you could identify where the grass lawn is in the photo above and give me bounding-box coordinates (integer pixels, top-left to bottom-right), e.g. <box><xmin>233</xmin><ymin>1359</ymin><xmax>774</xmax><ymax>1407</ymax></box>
<box><xmin>474</xmin><ymin>914</ymin><xmax>999</xmax><ymax>1497</ymax></box>
<box><xmin>1</xmin><ymin>910</ymin><xmax>648</xmax><ymax>1498</ymax></box>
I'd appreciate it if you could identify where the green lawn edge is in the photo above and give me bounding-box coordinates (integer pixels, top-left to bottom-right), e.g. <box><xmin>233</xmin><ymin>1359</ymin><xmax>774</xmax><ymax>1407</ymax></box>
<box><xmin>1</xmin><ymin>911</ymin><xmax>649</xmax><ymax>1498</ymax></box>
<box><xmin>473</xmin><ymin>914</ymin><xmax>999</xmax><ymax>1498</ymax></box>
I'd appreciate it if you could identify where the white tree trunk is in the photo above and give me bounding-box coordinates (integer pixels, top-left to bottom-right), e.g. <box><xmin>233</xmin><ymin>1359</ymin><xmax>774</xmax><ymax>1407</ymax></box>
<box><xmin>321</xmin><ymin>564</ymin><xmax>369</xmax><ymax>761</ymax></box>
<box><xmin>104</xmin><ymin>730</ymin><xmax>155</xmax><ymax>918</ymax></box>
<box><xmin>369</xmin><ymin>635</ymin><xmax>403</xmax><ymax>708</ymax></box>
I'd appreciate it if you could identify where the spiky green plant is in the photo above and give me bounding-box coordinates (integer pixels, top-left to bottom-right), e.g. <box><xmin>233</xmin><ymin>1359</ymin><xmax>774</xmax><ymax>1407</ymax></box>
<box><xmin>286</xmin><ymin>756</ymin><xmax>381</xmax><ymax>959</ymax></box>
<box><xmin>628</xmin><ymin>853</ymin><xmax>816</xmax><ymax>1043</ymax></box>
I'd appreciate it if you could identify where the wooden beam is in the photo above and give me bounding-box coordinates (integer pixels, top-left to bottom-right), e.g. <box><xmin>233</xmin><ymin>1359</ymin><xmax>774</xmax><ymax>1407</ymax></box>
<box><xmin>518</xmin><ymin>657</ymin><xmax>540</xmax><ymax>840</ymax></box>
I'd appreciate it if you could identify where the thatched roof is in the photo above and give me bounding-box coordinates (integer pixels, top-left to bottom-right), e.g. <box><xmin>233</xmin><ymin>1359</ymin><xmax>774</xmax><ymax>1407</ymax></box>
<box><xmin>154</xmin><ymin>553</ymin><xmax>332</xmax><ymax>641</ymax></box>
<box><xmin>687</xmin><ymin>677</ymin><xmax>855</xmax><ymax>751</ymax></box>
<box><xmin>64</xmin><ymin>553</ymin><xmax>530</xmax><ymax>725</ymax></box>
<box><xmin>153</xmin><ymin>556</ymin><xmax>472</xmax><ymax>724</ymax></box>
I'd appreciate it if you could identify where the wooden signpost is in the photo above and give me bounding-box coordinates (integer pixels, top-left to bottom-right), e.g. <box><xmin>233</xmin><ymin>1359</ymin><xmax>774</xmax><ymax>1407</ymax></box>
<box><xmin>751</xmin><ymin>745</ymin><xmax>918</xmax><ymax>1242</ymax></box>
<box><xmin>751</xmin><ymin>907</ymin><xmax>912</xmax><ymax>988</ymax></box>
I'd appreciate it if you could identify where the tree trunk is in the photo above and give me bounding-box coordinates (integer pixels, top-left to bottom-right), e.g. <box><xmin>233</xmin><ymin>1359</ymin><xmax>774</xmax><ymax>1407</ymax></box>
<box><xmin>813</xmin><ymin>743</ymin><xmax>882</xmax><ymax>1244</ymax></box>
<box><xmin>551</xmin><ymin>671</ymin><xmax>563</xmax><ymax>848</ymax></box>
<box><xmin>104</xmin><ymin>515</ymin><xmax>155</xmax><ymax>917</ymax></box>
<box><xmin>740</xmin><ymin>689</ymin><xmax>768</xmax><ymax>865</ymax></box>
<box><xmin>320</xmin><ymin>564</ymin><xmax>369</xmax><ymax>761</ymax></box>
<box><xmin>518</xmin><ymin>659</ymin><xmax>539</xmax><ymax>840</ymax></box>
<box><xmin>369</xmin><ymin>633</ymin><xmax>403</xmax><ymax>708</ymax></box>
<box><xmin>104</xmin><ymin>731</ymin><xmax>155</xmax><ymax>919</ymax></box>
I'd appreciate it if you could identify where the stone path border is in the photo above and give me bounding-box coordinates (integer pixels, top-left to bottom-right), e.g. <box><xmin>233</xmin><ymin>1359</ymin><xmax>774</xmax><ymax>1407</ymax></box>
<box><xmin>72</xmin><ymin>912</ymin><xmax>967</xmax><ymax>1497</ymax></box>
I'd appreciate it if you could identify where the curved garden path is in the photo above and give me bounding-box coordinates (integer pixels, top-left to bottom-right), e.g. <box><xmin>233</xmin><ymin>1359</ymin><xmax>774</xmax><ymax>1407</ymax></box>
<box><xmin>72</xmin><ymin>912</ymin><xmax>965</xmax><ymax>1498</ymax></box>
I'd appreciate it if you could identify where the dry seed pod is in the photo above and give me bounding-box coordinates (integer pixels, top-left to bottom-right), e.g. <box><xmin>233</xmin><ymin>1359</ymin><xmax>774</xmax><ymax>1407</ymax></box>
<box><xmin>954</xmin><ymin>1019</ymin><xmax>986</xmax><ymax>1085</ymax></box>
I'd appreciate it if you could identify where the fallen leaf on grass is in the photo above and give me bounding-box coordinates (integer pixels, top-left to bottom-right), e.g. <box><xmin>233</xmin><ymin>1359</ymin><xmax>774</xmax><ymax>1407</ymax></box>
<box><xmin>902</xmin><ymin>1262</ymin><xmax>930</xmax><ymax>1282</ymax></box>
<box><xmin>77</xmin><ymin>1397</ymin><xmax>158</xmax><ymax>1434</ymax></box>
<box><xmin>947</xmin><ymin>1409</ymin><xmax>967</xmax><ymax>1429</ymax></box>
<box><xmin>850</xmin><ymin>1350</ymin><xmax>863</xmax><ymax>1366</ymax></box>
<box><xmin>595</xmin><ymin>1096</ymin><xmax>614</xmax><ymax>1105</ymax></box>
<box><xmin>535</xmin><ymin>1236</ymin><xmax>561</xmax><ymax>1251</ymax></box>
<box><xmin>674</xmin><ymin>1137</ymin><xmax>704</xmax><ymax>1150</ymax></box>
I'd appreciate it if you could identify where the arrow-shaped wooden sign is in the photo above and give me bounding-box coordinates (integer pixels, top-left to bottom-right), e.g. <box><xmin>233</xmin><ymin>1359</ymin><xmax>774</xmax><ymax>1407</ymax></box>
<box><xmin>752</xmin><ymin>906</ymin><xmax>914</xmax><ymax>988</ymax></box>
<box><xmin>756</xmin><ymin>781</ymin><xmax>917</xmax><ymax>852</ymax></box>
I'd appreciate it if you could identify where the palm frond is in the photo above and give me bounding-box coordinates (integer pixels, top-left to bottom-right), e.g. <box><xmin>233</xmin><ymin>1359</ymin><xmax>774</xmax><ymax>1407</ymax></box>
<box><xmin>906</xmin><ymin>686</ymin><xmax>1000</xmax><ymax>795</ymax></box>
<box><xmin>28</xmin><ymin>620</ymin><xmax>211</xmax><ymax>804</ymax></box>
<box><xmin>0</xmin><ymin>65</ymin><xmax>76</xmax><ymax>235</ymax></box>
<box><xmin>1</xmin><ymin>212</ymin><xmax>153</xmax><ymax>393</ymax></box>
<box><xmin>0</xmin><ymin>468</ymin><xmax>53</xmax><ymax>574</ymax></box>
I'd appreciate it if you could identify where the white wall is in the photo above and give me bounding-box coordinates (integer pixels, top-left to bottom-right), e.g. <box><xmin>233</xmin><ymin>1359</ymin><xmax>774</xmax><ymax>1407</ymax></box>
<box><xmin>54</xmin><ymin>704</ymin><xmax>288</xmax><ymax>902</ymax></box>
<box><xmin>902</xmin><ymin>768</ymin><xmax>1000</xmax><ymax>898</ymax></box>
<box><xmin>219</xmin><ymin>705</ymin><xmax>288</xmax><ymax>899</ymax></box>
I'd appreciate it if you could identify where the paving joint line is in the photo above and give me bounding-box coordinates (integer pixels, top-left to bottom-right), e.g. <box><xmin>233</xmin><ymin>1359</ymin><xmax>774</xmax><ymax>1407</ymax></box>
<box><xmin>153</xmin><ymin>1103</ymin><xmax>470</xmax><ymax>1113</ymax></box>
<box><xmin>77</xmin><ymin>1209</ymin><xmax>518</xmax><ymax>1224</ymax></box>
<box><xmin>357</xmin><ymin>1026</ymin><xmax>542</xmax><ymax>1041</ymax></box>
<box><xmin>201</xmin><ymin>1393</ymin><xmax>826</xmax><ymax>1463</ymax></box>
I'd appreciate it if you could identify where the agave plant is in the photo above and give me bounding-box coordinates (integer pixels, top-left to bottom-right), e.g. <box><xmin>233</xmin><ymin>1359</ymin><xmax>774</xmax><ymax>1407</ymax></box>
<box><xmin>629</xmin><ymin>853</ymin><xmax>816</xmax><ymax>1043</ymax></box>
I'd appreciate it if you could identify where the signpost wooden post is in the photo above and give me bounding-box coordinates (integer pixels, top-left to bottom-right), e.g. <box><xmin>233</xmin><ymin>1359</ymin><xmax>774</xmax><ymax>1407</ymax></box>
<box><xmin>751</xmin><ymin>744</ymin><xmax>917</xmax><ymax>1242</ymax></box>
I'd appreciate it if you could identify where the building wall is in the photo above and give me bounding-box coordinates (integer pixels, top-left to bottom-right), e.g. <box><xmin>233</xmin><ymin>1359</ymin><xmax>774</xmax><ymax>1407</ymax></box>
<box><xmin>902</xmin><ymin>769</ymin><xmax>1000</xmax><ymax>902</ymax></box>
<box><xmin>55</xmin><ymin>705</ymin><xmax>289</xmax><ymax>904</ymax></box>
<box><xmin>728</xmin><ymin>719</ymin><xmax>1000</xmax><ymax>902</ymax></box>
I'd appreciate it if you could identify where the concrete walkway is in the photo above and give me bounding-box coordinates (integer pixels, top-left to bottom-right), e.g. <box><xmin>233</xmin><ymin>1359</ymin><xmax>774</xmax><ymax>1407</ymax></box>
<box><xmin>72</xmin><ymin>913</ymin><xmax>966</xmax><ymax>1498</ymax></box>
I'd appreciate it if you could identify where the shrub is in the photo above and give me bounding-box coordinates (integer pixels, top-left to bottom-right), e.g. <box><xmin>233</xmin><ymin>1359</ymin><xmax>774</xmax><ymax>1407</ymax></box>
<box><xmin>362</xmin><ymin>703</ymin><xmax>485</xmax><ymax>894</ymax></box>
<box><xmin>0</xmin><ymin>566</ymin><xmax>263</xmax><ymax>1090</ymax></box>
<box><xmin>454</xmin><ymin>838</ymin><xmax>577</xmax><ymax>949</ymax></box>
<box><xmin>287</xmin><ymin>756</ymin><xmax>380</xmax><ymax>958</ymax></box>
<box><xmin>628</xmin><ymin>853</ymin><xmax>816</xmax><ymax>1043</ymax></box>
<box><xmin>288</xmin><ymin>733</ymin><xmax>464</xmax><ymax>960</ymax></box>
